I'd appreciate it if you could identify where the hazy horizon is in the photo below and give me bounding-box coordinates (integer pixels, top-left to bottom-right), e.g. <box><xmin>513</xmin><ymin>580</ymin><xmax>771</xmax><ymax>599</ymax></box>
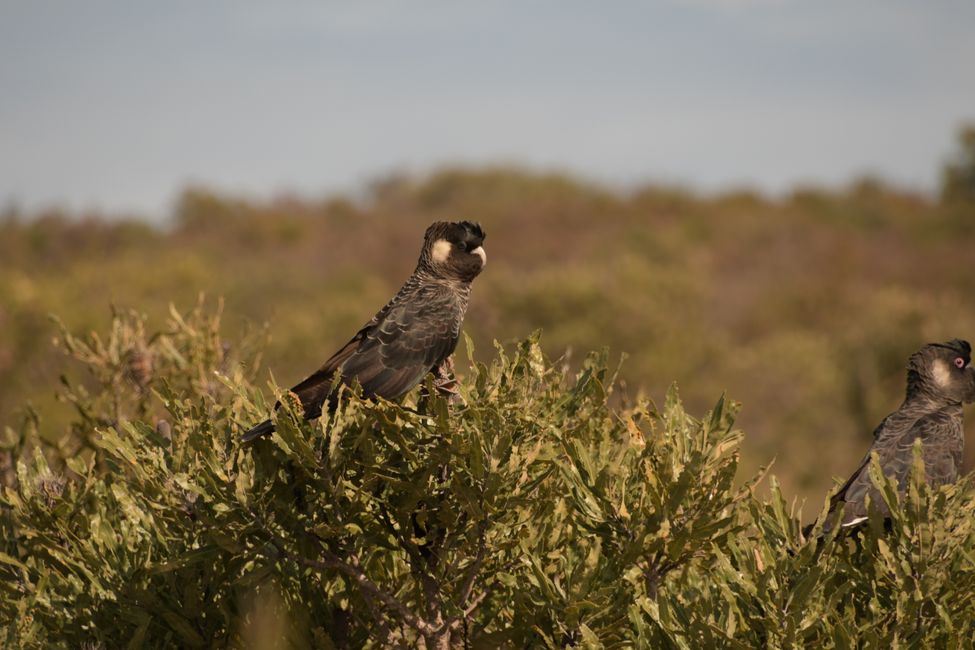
<box><xmin>3</xmin><ymin>0</ymin><xmax>974</xmax><ymax>219</ymax></box>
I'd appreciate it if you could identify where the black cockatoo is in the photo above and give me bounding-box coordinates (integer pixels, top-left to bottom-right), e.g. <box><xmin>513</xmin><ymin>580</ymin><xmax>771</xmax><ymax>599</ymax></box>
<box><xmin>242</xmin><ymin>220</ymin><xmax>486</xmax><ymax>441</ymax></box>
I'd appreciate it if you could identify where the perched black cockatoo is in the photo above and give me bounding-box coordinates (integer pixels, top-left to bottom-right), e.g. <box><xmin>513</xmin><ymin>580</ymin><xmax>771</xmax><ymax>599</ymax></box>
<box><xmin>242</xmin><ymin>221</ymin><xmax>486</xmax><ymax>442</ymax></box>
<box><xmin>824</xmin><ymin>339</ymin><xmax>975</xmax><ymax>530</ymax></box>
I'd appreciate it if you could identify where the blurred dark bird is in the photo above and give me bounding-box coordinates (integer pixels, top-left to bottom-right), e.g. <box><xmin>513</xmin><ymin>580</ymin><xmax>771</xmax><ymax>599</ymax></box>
<box><xmin>822</xmin><ymin>339</ymin><xmax>975</xmax><ymax>531</ymax></box>
<box><xmin>242</xmin><ymin>221</ymin><xmax>486</xmax><ymax>442</ymax></box>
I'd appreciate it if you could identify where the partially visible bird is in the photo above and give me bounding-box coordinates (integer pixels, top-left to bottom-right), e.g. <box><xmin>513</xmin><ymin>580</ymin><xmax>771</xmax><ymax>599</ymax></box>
<box><xmin>823</xmin><ymin>339</ymin><xmax>975</xmax><ymax>531</ymax></box>
<box><xmin>242</xmin><ymin>221</ymin><xmax>487</xmax><ymax>442</ymax></box>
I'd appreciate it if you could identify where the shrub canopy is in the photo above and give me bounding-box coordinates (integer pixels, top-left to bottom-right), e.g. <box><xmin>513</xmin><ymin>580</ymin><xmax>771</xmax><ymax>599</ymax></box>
<box><xmin>2</xmin><ymin>304</ymin><xmax>975</xmax><ymax>648</ymax></box>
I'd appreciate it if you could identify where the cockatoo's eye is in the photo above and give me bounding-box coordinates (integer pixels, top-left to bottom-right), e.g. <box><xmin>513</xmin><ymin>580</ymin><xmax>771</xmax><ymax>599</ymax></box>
<box><xmin>954</xmin><ymin>357</ymin><xmax>966</xmax><ymax>369</ymax></box>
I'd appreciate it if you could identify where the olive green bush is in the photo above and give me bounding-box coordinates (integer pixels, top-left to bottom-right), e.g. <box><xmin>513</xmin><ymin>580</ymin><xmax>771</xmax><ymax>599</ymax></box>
<box><xmin>2</xmin><ymin>305</ymin><xmax>975</xmax><ymax>648</ymax></box>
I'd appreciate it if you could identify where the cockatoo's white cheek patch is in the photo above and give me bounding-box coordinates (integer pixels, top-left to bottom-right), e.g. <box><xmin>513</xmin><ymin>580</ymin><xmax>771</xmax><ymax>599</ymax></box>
<box><xmin>932</xmin><ymin>359</ymin><xmax>952</xmax><ymax>388</ymax></box>
<box><xmin>431</xmin><ymin>239</ymin><xmax>452</xmax><ymax>263</ymax></box>
<box><xmin>472</xmin><ymin>246</ymin><xmax>486</xmax><ymax>266</ymax></box>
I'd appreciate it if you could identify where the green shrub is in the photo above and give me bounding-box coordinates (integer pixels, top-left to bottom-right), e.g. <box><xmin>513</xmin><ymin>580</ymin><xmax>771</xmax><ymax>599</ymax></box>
<box><xmin>2</xmin><ymin>305</ymin><xmax>975</xmax><ymax>648</ymax></box>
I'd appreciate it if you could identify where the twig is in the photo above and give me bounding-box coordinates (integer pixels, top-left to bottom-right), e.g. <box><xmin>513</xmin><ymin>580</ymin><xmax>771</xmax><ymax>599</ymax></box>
<box><xmin>446</xmin><ymin>580</ymin><xmax>500</xmax><ymax>633</ymax></box>
<box><xmin>463</xmin><ymin>584</ymin><xmax>493</xmax><ymax>618</ymax></box>
<box><xmin>342</xmin><ymin>554</ymin><xmax>396</xmax><ymax>646</ymax></box>
<box><xmin>269</xmin><ymin>535</ymin><xmax>435</xmax><ymax>635</ymax></box>
<box><xmin>458</xmin><ymin>518</ymin><xmax>488</xmax><ymax>607</ymax></box>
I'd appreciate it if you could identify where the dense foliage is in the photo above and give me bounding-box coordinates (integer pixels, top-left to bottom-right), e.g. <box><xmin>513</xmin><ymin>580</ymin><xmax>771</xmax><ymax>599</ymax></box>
<box><xmin>3</xmin><ymin>305</ymin><xmax>975</xmax><ymax>648</ymax></box>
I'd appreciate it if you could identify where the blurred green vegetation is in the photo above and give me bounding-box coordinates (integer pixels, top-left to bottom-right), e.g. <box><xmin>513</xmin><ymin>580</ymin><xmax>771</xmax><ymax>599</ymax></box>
<box><xmin>3</xmin><ymin>140</ymin><xmax>975</xmax><ymax>509</ymax></box>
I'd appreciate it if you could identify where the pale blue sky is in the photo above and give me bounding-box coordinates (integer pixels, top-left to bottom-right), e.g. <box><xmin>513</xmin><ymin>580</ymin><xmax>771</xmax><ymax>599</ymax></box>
<box><xmin>2</xmin><ymin>1</ymin><xmax>973</xmax><ymax>218</ymax></box>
